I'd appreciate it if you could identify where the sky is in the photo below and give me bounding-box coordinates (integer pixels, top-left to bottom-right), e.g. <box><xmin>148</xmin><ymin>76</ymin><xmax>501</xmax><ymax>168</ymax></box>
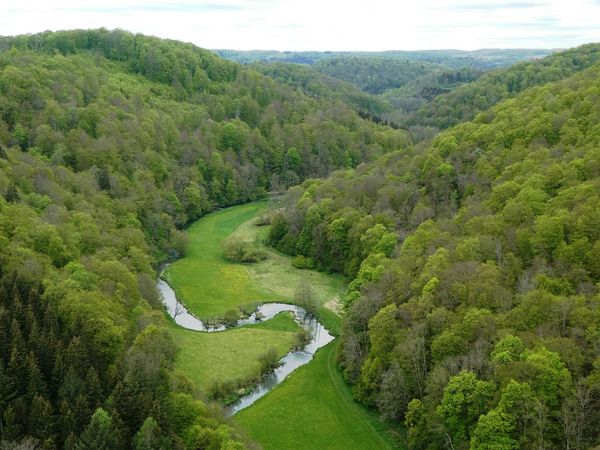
<box><xmin>1</xmin><ymin>0</ymin><xmax>599</xmax><ymax>51</ymax></box>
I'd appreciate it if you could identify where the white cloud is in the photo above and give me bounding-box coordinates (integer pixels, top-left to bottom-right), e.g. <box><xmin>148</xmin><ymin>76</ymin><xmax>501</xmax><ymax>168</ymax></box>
<box><xmin>0</xmin><ymin>0</ymin><xmax>598</xmax><ymax>50</ymax></box>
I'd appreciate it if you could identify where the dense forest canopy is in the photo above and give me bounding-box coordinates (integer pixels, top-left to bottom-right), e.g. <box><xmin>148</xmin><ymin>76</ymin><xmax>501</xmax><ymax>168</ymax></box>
<box><xmin>269</xmin><ymin>54</ymin><xmax>600</xmax><ymax>448</ymax></box>
<box><xmin>245</xmin><ymin>45</ymin><xmax>600</xmax><ymax>144</ymax></box>
<box><xmin>381</xmin><ymin>67</ymin><xmax>483</xmax><ymax>122</ymax></box>
<box><xmin>312</xmin><ymin>57</ymin><xmax>442</xmax><ymax>95</ymax></box>
<box><xmin>0</xmin><ymin>29</ymin><xmax>408</xmax><ymax>449</ymax></box>
<box><xmin>251</xmin><ymin>61</ymin><xmax>393</xmax><ymax>115</ymax></box>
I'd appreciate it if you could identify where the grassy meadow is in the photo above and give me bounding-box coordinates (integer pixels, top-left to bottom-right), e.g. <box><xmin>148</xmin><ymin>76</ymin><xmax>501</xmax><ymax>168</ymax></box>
<box><xmin>170</xmin><ymin>312</ymin><xmax>300</xmax><ymax>396</ymax></box>
<box><xmin>164</xmin><ymin>201</ymin><xmax>346</xmax><ymax>321</ymax></box>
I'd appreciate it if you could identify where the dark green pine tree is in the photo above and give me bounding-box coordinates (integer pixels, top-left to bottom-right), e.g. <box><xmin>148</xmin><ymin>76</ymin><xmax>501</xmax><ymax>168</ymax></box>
<box><xmin>58</xmin><ymin>400</ymin><xmax>76</xmax><ymax>445</ymax></box>
<box><xmin>0</xmin><ymin>361</ymin><xmax>17</xmax><ymax>412</ymax></box>
<box><xmin>28</xmin><ymin>394</ymin><xmax>55</xmax><ymax>443</ymax></box>
<box><xmin>4</xmin><ymin>184</ymin><xmax>18</xmax><ymax>203</ymax></box>
<box><xmin>76</xmin><ymin>408</ymin><xmax>117</xmax><ymax>450</ymax></box>
<box><xmin>134</xmin><ymin>416</ymin><xmax>169</xmax><ymax>450</ymax></box>
<box><xmin>25</xmin><ymin>351</ymin><xmax>47</xmax><ymax>399</ymax></box>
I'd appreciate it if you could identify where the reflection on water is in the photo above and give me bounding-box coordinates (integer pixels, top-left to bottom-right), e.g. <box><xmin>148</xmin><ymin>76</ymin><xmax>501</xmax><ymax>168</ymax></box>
<box><xmin>157</xmin><ymin>277</ymin><xmax>335</xmax><ymax>415</ymax></box>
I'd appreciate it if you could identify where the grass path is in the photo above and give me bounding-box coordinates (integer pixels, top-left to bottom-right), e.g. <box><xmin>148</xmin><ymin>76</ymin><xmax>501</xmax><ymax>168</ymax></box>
<box><xmin>325</xmin><ymin>343</ymin><xmax>393</xmax><ymax>450</ymax></box>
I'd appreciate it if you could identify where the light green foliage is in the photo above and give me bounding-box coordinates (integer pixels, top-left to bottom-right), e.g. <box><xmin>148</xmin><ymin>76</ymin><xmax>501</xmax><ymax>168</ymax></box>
<box><xmin>361</xmin><ymin>223</ymin><xmax>398</xmax><ymax>256</ymax></box>
<box><xmin>437</xmin><ymin>371</ymin><xmax>495</xmax><ymax>443</ymax></box>
<box><xmin>407</xmin><ymin>43</ymin><xmax>600</xmax><ymax>129</ymax></box>
<box><xmin>76</xmin><ymin>408</ymin><xmax>116</xmax><ymax>450</ymax></box>
<box><xmin>470</xmin><ymin>409</ymin><xmax>519</xmax><ymax>450</ymax></box>
<box><xmin>491</xmin><ymin>335</ymin><xmax>525</xmax><ymax>363</ymax></box>
<box><xmin>134</xmin><ymin>417</ymin><xmax>167</xmax><ymax>450</ymax></box>
<box><xmin>522</xmin><ymin>348</ymin><xmax>572</xmax><ymax>407</ymax></box>
<box><xmin>471</xmin><ymin>381</ymin><xmax>535</xmax><ymax>450</ymax></box>
<box><xmin>368</xmin><ymin>304</ymin><xmax>398</xmax><ymax>359</ymax></box>
<box><xmin>344</xmin><ymin>252</ymin><xmax>387</xmax><ymax>307</ymax></box>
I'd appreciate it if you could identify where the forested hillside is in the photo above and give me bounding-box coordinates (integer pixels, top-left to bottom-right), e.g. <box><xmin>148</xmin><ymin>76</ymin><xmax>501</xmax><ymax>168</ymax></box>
<box><xmin>251</xmin><ymin>62</ymin><xmax>392</xmax><ymax>115</ymax></box>
<box><xmin>313</xmin><ymin>57</ymin><xmax>441</xmax><ymax>94</ymax></box>
<box><xmin>382</xmin><ymin>67</ymin><xmax>482</xmax><ymax>123</ymax></box>
<box><xmin>269</xmin><ymin>60</ymin><xmax>600</xmax><ymax>448</ymax></box>
<box><xmin>0</xmin><ymin>29</ymin><xmax>408</xmax><ymax>449</ymax></box>
<box><xmin>249</xmin><ymin>47</ymin><xmax>600</xmax><ymax>144</ymax></box>
<box><xmin>405</xmin><ymin>43</ymin><xmax>600</xmax><ymax>130</ymax></box>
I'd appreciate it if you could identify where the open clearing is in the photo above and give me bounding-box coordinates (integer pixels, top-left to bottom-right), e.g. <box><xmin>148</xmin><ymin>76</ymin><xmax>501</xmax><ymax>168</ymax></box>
<box><xmin>164</xmin><ymin>202</ymin><xmax>345</xmax><ymax>321</ymax></box>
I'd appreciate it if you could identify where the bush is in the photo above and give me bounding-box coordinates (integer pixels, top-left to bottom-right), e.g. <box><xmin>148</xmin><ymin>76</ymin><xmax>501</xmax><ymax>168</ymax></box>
<box><xmin>258</xmin><ymin>347</ymin><xmax>281</xmax><ymax>375</ymax></box>
<box><xmin>294</xmin><ymin>281</ymin><xmax>318</xmax><ymax>318</ymax></box>
<box><xmin>206</xmin><ymin>379</ymin><xmax>235</xmax><ymax>401</ymax></box>
<box><xmin>222</xmin><ymin>236</ymin><xmax>267</xmax><ymax>263</ymax></box>
<box><xmin>223</xmin><ymin>308</ymin><xmax>241</xmax><ymax>325</ymax></box>
<box><xmin>293</xmin><ymin>328</ymin><xmax>312</xmax><ymax>349</ymax></box>
<box><xmin>255</xmin><ymin>212</ymin><xmax>272</xmax><ymax>226</ymax></box>
<box><xmin>292</xmin><ymin>255</ymin><xmax>316</xmax><ymax>269</ymax></box>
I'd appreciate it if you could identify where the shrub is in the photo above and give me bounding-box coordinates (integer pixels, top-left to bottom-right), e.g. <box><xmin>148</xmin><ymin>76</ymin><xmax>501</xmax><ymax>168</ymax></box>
<box><xmin>294</xmin><ymin>281</ymin><xmax>318</xmax><ymax>318</ymax></box>
<box><xmin>223</xmin><ymin>308</ymin><xmax>241</xmax><ymax>325</ymax></box>
<box><xmin>292</xmin><ymin>255</ymin><xmax>316</xmax><ymax>269</ymax></box>
<box><xmin>255</xmin><ymin>212</ymin><xmax>272</xmax><ymax>226</ymax></box>
<box><xmin>222</xmin><ymin>236</ymin><xmax>267</xmax><ymax>263</ymax></box>
<box><xmin>293</xmin><ymin>328</ymin><xmax>312</xmax><ymax>349</ymax></box>
<box><xmin>206</xmin><ymin>379</ymin><xmax>235</xmax><ymax>401</ymax></box>
<box><xmin>258</xmin><ymin>347</ymin><xmax>281</xmax><ymax>375</ymax></box>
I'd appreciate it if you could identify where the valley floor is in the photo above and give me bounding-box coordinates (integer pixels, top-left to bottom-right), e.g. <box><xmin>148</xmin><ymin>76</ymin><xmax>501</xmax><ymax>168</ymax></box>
<box><xmin>164</xmin><ymin>202</ymin><xmax>401</xmax><ymax>448</ymax></box>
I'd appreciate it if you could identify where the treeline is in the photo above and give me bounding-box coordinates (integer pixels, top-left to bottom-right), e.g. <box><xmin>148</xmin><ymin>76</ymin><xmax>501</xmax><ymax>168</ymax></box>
<box><xmin>0</xmin><ymin>29</ymin><xmax>408</xmax><ymax>448</ymax></box>
<box><xmin>215</xmin><ymin>48</ymin><xmax>554</xmax><ymax>70</ymax></box>
<box><xmin>269</xmin><ymin>55</ymin><xmax>600</xmax><ymax>448</ymax></box>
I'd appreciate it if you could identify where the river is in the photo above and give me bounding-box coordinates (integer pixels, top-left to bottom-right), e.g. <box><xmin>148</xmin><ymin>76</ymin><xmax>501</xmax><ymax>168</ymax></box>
<box><xmin>157</xmin><ymin>277</ymin><xmax>335</xmax><ymax>415</ymax></box>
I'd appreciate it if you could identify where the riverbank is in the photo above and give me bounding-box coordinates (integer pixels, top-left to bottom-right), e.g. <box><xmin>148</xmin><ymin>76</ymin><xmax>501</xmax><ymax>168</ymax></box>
<box><xmin>237</xmin><ymin>341</ymin><xmax>400</xmax><ymax>449</ymax></box>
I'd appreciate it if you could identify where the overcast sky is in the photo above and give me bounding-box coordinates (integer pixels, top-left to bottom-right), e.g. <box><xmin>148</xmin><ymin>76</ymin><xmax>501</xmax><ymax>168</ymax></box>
<box><xmin>1</xmin><ymin>0</ymin><xmax>599</xmax><ymax>51</ymax></box>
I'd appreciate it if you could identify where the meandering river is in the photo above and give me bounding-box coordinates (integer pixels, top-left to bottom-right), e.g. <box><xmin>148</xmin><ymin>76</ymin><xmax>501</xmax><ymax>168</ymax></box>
<box><xmin>157</xmin><ymin>277</ymin><xmax>335</xmax><ymax>415</ymax></box>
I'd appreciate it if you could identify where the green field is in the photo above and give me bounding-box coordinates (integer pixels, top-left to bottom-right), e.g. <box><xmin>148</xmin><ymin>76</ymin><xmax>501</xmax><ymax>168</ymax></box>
<box><xmin>164</xmin><ymin>202</ymin><xmax>278</xmax><ymax>319</ymax></box>
<box><xmin>170</xmin><ymin>313</ymin><xmax>300</xmax><ymax>396</ymax></box>
<box><xmin>236</xmin><ymin>341</ymin><xmax>399</xmax><ymax>450</ymax></box>
<box><xmin>164</xmin><ymin>201</ymin><xmax>346</xmax><ymax>321</ymax></box>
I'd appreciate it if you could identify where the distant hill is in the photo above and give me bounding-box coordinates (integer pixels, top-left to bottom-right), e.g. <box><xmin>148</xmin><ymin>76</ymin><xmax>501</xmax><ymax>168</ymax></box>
<box><xmin>312</xmin><ymin>57</ymin><xmax>442</xmax><ymax>94</ymax></box>
<box><xmin>404</xmin><ymin>43</ymin><xmax>600</xmax><ymax>130</ymax></box>
<box><xmin>251</xmin><ymin>61</ymin><xmax>393</xmax><ymax>115</ymax></box>
<box><xmin>214</xmin><ymin>48</ymin><xmax>556</xmax><ymax>70</ymax></box>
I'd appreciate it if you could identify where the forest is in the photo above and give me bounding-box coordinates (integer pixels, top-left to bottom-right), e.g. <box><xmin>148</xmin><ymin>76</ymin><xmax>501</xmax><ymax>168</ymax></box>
<box><xmin>1</xmin><ymin>27</ymin><xmax>600</xmax><ymax>450</ymax></box>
